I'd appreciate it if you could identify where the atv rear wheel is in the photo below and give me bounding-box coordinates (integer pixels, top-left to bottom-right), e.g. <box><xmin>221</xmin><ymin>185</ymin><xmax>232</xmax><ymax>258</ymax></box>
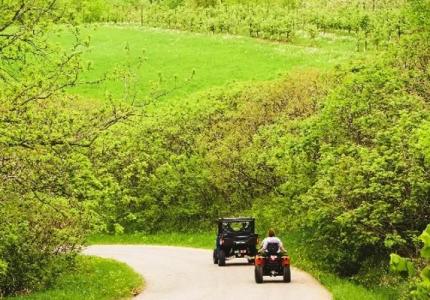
<box><xmin>213</xmin><ymin>249</ymin><xmax>218</xmax><ymax>264</ymax></box>
<box><xmin>218</xmin><ymin>249</ymin><xmax>226</xmax><ymax>266</ymax></box>
<box><xmin>283</xmin><ymin>265</ymin><xmax>291</xmax><ymax>283</ymax></box>
<box><xmin>255</xmin><ymin>265</ymin><xmax>263</xmax><ymax>283</ymax></box>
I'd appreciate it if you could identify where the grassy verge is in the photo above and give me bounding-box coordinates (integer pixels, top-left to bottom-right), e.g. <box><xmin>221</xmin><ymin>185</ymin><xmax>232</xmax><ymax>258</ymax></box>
<box><xmin>9</xmin><ymin>256</ymin><xmax>143</xmax><ymax>300</ymax></box>
<box><xmin>89</xmin><ymin>232</ymin><xmax>401</xmax><ymax>300</ymax></box>
<box><xmin>282</xmin><ymin>233</ymin><xmax>402</xmax><ymax>300</ymax></box>
<box><xmin>88</xmin><ymin>232</ymin><xmax>215</xmax><ymax>249</ymax></box>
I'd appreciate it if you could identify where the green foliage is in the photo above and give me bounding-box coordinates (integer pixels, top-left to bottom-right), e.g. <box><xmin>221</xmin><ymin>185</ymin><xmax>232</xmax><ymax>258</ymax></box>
<box><xmin>0</xmin><ymin>1</ymin><xmax>131</xmax><ymax>296</ymax></box>
<box><xmin>2</xmin><ymin>0</ymin><xmax>429</xmax><ymax>297</ymax></box>
<box><xmin>391</xmin><ymin>225</ymin><xmax>430</xmax><ymax>299</ymax></box>
<box><xmin>0</xmin><ymin>197</ymin><xmax>90</xmax><ymax>294</ymax></box>
<box><xmin>89</xmin><ymin>71</ymin><xmax>329</xmax><ymax>233</ymax></box>
<box><xmin>185</xmin><ymin>0</ymin><xmax>218</xmax><ymax>8</ymax></box>
<box><xmin>78</xmin><ymin>14</ymin><xmax>429</xmax><ymax>286</ymax></box>
<box><xmin>45</xmin><ymin>0</ymin><xmax>428</xmax><ymax>293</ymax></box>
<box><xmin>80</xmin><ymin>1</ymin><xmax>430</xmax><ymax>289</ymax></box>
<box><xmin>292</xmin><ymin>65</ymin><xmax>430</xmax><ymax>275</ymax></box>
<box><xmin>0</xmin><ymin>260</ymin><xmax>7</xmax><ymax>277</ymax></box>
<box><xmin>390</xmin><ymin>254</ymin><xmax>415</xmax><ymax>276</ymax></box>
<box><xmin>421</xmin><ymin>225</ymin><xmax>430</xmax><ymax>259</ymax></box>
<box><xmin>413</xmin><ymin>226</ymin><xmax>430</xmax><ymax>299</ymax></box>
<box><xmin>65</xmin><ymin>0</ymin><xmax>404</xmax><ymax>49</ymax></box>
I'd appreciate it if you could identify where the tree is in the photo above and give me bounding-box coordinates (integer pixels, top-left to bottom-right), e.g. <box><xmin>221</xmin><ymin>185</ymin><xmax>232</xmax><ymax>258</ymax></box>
<box><xmin>0</xmin><ymin>1</ymin><xmax>131</xmax><ymax>295</ymax></box>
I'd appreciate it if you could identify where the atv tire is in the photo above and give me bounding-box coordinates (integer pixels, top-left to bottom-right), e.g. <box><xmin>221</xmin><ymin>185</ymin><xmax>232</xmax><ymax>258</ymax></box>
<box><xmin>213</xmin><ymin>249</ymin><xmax>218</xmax><ymax>264</ymax></box>
<box><xmin>255</xmin><ymin>265</ymin><xmax>263</xmax><ymax>283</ymax></box>
<box><xmin>283</xmin><ymin>265</ymin><xmax>291</xmax><ymax>283</ymax></box>
<box><xmin>218</xmin><ymin>249</ymin><xmax>226</xmax><ymax>266</ymax></box>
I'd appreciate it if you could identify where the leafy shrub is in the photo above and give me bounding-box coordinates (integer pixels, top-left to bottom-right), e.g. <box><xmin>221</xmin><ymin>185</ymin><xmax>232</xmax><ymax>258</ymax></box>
<box><xmin>0</xmin><ymin>198</ymin><xmax>88</xmax><ymax>295</ymax></box>
<box><xmin>391</xmin><ymin>225</ymin><xmax>430</xmax><ymax>299</ymax></box>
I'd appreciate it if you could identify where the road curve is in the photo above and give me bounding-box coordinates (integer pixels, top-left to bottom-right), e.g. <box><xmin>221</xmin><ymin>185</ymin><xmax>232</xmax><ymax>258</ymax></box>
<box><xmin>84</xmin><ymin>245</ymin><xmax>332</xmax><ymax>300</ymax></box>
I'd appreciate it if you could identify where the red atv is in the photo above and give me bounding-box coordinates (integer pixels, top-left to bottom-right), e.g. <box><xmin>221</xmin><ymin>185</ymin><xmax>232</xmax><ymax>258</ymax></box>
<box><xmin>254</xmin><ymin>243</ymin><xmax>291</xmax><ymax>283</ymax></box>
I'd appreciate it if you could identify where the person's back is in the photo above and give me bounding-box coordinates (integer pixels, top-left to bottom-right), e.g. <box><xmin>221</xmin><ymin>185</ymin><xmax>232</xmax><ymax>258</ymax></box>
<box><xmin>260</xmin><ymin>229</ymin><xmax>286</xmax><ymax>254</ymax></box>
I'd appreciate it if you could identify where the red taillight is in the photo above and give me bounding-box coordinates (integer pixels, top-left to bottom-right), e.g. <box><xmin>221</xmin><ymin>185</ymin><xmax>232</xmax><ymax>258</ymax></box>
<box><xmin>255</xmin><ymin>256</ymin><xmax>265</xmax><ymax>266</ymax></box>
<box><xmin>282</xmin><ymin>256</ymin><xmax>291</xmax><ymax>266</ymax></box>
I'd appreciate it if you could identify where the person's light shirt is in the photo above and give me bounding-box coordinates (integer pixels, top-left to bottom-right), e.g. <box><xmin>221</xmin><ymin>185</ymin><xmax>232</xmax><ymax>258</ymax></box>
<box><xmin>262</xmin><ymin>236</ymin><xmax>283</xmax><ymax>252</ymax></box>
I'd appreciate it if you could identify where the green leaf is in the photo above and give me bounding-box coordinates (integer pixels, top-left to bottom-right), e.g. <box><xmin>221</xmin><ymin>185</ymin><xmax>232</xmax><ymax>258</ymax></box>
<box><xmin>419</xmin><ymin>225</ymin><xmax>430</xmax><ymax>259</ymax></box>
<box><xmin>0</xmin><ymin>259</ymin><xmax>7</xmax><ymax>276</ymax></box>
<box><xmin>390</xmin><ymin>253</ymin><xmax>407</xmax><ymax>272</ymax></box>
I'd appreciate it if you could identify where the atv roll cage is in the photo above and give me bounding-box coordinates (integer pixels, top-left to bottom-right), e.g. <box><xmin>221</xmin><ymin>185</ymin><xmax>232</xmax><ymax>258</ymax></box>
<box><xmin>213</xmin><ymin>217</ymin><xmax>258</xmax><ymax>266</ymax></box>
<box><xmin>217</xmin><ymin>217</ymin><xmax>255</xmax><ymax>235</ymax></box>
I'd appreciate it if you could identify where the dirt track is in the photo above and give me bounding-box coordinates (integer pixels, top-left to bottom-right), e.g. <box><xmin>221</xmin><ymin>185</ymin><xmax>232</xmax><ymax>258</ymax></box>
<box><xmin>84</xmin><ymin>245</ymin><xmax>332</xmax><ymax>300</ymax></box>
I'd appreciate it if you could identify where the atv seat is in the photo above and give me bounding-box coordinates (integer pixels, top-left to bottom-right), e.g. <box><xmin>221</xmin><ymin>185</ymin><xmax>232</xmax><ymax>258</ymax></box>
<box><xmin>266</xmin><ymin>242</ymin><xmax>280</xmax><ymax>255</ymax></box>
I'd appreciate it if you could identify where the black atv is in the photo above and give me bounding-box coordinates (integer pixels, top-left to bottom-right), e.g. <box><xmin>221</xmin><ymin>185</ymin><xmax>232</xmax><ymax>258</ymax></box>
<box><xmin>254</xmin><ymin>242</ymin><xmax>291</xmax><ymax>283</ymax></box>
<box><xmin>212</xmin><ymin>217</ymin><xmax>259</xmax><ymax>267</ymax></box>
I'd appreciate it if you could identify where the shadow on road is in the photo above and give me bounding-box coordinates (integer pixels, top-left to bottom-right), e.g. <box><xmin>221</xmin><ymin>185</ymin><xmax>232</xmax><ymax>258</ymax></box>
<box><xmin>222</xmin><ymin>262</ymin><xmax>253</xmax><ymax>267</ymax></box>
<box><xmin>258</xmin><ymin>279</ymin><xmax>291</xmax><ymax>284</ymax></box>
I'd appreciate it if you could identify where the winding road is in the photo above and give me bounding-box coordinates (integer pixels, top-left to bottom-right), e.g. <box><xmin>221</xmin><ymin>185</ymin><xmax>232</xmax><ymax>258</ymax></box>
<box><xmin>84</xmin><ymin>245</ymin><xmax>332</xmax><ymax>300</ymax></box>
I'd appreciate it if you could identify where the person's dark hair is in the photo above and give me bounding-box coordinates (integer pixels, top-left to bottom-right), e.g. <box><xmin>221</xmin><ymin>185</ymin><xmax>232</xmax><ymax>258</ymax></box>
<box><xmin>268</xmin><ymin>229</ymin><xmax>275</xmax><ymax>237</ymax></box>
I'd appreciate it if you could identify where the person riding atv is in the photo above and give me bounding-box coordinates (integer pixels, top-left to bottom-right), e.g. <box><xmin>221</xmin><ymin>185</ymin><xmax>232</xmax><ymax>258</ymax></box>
<box><xmin>255</xmin><ymin>228</ymin><xmax>291</xmax><ymax>283</ymax></box>
<box><xmin>259</xmin><ymin>229</ymin><xmax>287</xmax><ymax>255</ymax></box>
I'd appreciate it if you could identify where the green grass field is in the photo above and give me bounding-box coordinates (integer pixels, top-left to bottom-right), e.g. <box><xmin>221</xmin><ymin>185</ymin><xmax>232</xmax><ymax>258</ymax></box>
<box><xmin>58</xmin><ymin>25</ymin><xmax>359</xmax><ymax>103</ymax></box>
<box><xmin>9</xmin><ymin>256</ymin><xmax>143</xmax><ymax>300</ymax></box>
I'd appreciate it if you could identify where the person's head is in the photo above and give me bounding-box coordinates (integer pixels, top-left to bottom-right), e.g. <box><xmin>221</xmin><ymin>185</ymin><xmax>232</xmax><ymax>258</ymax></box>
<box><xmin>268</xmin><ymin>228</ymin><xmax>275</xmax><ymax>237</ymax></box>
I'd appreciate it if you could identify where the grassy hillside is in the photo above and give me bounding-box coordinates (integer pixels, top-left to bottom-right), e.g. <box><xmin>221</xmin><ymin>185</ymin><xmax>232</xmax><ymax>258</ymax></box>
<box><xmin>59</xmin><ymin>25</ymin><xmax>359</xmax><ymax>102</ymax></box>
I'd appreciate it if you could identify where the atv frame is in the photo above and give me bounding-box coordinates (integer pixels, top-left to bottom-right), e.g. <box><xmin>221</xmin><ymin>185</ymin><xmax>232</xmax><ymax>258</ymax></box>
<box><xmin>254</xmin><ymin>243</ymin><xmax>291</xmax><ymax>283</ymax></box>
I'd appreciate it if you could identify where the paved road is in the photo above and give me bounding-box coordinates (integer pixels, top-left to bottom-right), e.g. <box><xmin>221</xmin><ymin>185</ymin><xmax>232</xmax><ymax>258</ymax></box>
<box><xmin>84</xmin><ymin>245</ymin><xmax>332</xmax><ymax>300</ymax></box>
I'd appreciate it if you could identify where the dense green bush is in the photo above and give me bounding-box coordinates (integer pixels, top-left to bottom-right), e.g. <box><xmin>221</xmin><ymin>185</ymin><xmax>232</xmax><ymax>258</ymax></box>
<box><xmin>87</xmin><ymin>71</ymin><xmax>327</xmax><ymax>233</ymax></box>
<box><xmin>291</xmin><ymin>65</ymin><xmax>429</xmax><ymax>275</ymax></box>
<box><xmin>0</xmin><ymin>198</ymin><xmax>87</xmax><ymax>294</ymax></box>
